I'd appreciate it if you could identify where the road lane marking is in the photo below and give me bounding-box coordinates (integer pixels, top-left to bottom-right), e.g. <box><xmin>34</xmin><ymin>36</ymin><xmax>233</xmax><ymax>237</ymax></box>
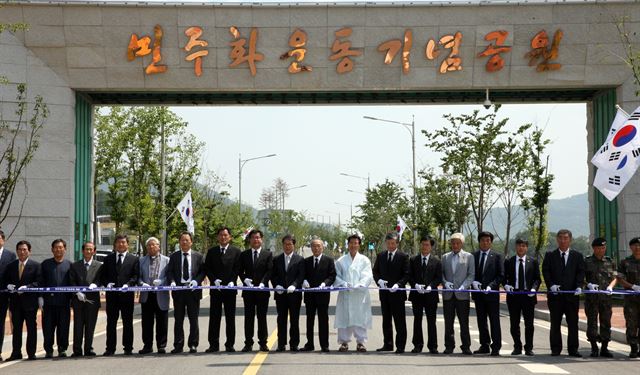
<box><xmin>519</xmin><ymin>364</ymin><xmax>569</xmax><ymax>374</ymax></box>
<box><xmin>241</xmin><ymin>328</ymin><xmax>278</xmax><ymax>375</ymax></box>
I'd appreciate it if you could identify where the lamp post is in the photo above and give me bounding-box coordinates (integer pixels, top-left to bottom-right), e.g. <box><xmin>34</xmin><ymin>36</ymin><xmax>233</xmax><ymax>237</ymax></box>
<box><xmin>282</xmin><ymin>184</ymin><xmax>307</xmax><ymax>211</ymax></box>
<box><xmin>334</xmin><ymin>202</ymin><xmax>352</xmax><ymax>227</ymax></box>
<box><xmin>238</xmin><ymin>153</ymin><xmax>276</xmax><ymax>212</ymax></box>
<box><xmin>363</xmin><ymin>114</ymin><xmax>417</xmax><ymax>254</ymax></box>
<box><xmin>339</xmin><ymin>172</ymin><xmax>370</xmax><ymax>190</ymax></box>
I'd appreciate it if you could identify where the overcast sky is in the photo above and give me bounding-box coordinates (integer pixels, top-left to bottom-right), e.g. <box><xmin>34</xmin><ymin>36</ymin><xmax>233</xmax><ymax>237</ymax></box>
<box><xmin>171</xmin><ymin>103</ymin><xmax>588</xmax><ymax>225</ymax></box>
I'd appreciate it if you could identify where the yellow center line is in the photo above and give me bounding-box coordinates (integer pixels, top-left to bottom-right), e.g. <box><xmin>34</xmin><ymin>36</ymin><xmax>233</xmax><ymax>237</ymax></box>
<box><xmin>242</xmin><ymin>328</ymin><xmax>279</xmax><ymax>375</ymax></box>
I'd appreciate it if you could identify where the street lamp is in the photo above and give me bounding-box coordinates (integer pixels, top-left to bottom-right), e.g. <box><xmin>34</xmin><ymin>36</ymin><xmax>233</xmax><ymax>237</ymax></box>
<box><xmin>238</xmin><ymin>153</ymin><xmax>276</xmax><ymax>212</ymax></box>
<box><xmin>325</xmin><ymin>210</ymin><xmax>340</xmax><ymax>227</ymax></box>
<box><xmin>334</xmin><ymin>202</ymin><xmax>353</xmax><ymax>227</ymax></box>
<box><xmin>339</xmin><ymin>172</ymin><xmax>370</xmax><ymax>190</ymax></box>
<box><xmin>282</xmin><ymin>184</ymin><xmax>307</xmax><ymax>211</ymax></box>
<box><xmin>363</xmin><ymin>114</ymin><xmax>417</xmax><ymax>254</ymax></box>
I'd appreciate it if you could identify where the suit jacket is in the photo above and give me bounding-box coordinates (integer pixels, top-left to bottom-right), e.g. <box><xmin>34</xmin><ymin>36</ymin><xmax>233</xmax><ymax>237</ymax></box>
<box><xmin>472</xmin><ymin>250</ymin><xmax>505</xmax><ymax>301</ymax></box>
<box><xmin>373</xmin><ymin>250</ymin><xmax>410</xmax><ymax>301</ymax></box>
<box><xmin>101</xmin><ymin>251</ymin><xmax>140</xmax><ymax>288</ymax></box>
<box><xmin>166</xmin><ymin>250</ymin><xmax>206</xmax><ymax>299</ymax></box>
<box><xmin>0</xmin><ymin>248</ymin><xmax>17</xmax><ymax>290</ymax></box>
<box><xmin>69</xmin><ymin>259</ymin><xmax>103</xmax><ymax>305</ymax></box>
<box><xmin>504</xmin><ymin>255</ymin><xmax>541</xmax><ymax>303</ymax></box>
<box><xmin>303</xmin><ymin>254</ymin><xmax>336</xmax><ymax>306</ymax></box>
<box><xmin>441</xmin><ymin>250</ymin><xmax>475</xmax><ymax>301</ymax></box>
<box><xmin>542</xmin><ymin>249</ymin><xmax>585</xmax><ymax>292</ymax></box>
<box><xmin>271</xmin><ymin>252</ymin><xmax>305</xmax><ymax>300</ymax></box>
<box><xmin>239</xmin><ymin>248</ymin><xmax>273</xmax><ymax>298</ymax></box>
<box><xmin>4</xmin><ymin>258</ymin><xmax>41</xmax><ymax>310</ymax></box>
<box><xmin>408</xmin><ymin>254</ymin><xmax>442</xmax><ymax>303</ymax></box>
<box><xmin>204</xmin><ymin>244</ymin><xmax>242</xmax><ymax>292</ymax></box>
<box><xmin>139</xmin><ymin>254</ymin><xmax>170</xmax><ymax>310</ymax></box>
<box><xmin>39</xmin><ymin>258</ymin><xmax>72</xmax><ymax>306</ymax></box>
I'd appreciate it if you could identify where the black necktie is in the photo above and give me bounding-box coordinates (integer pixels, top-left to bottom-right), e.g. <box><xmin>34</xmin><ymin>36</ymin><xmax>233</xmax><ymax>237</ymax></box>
<box><xmin>182</xmin><ymin>253</ymin><xmax>189</xmax><ymax>281</ymax></box>
<box><xmin>314</xmin><ymin>257</ymin><xmax>319</xmax><ymax>269</ymax></box>
<box><xmin>85</xmin><ymin>262</ymin><xmax>90</xmax><ymax>271</ymax></box>
<box><xmin>116</xmin><ymin>254</ymin><xmax>123</xmax><ymax>273</ymax></box>
<box><xmin>422</xmin><ymin>257</ymin><xmax>428</xmax><ymax>279</ymax></box>
<box><xmin>388</xmin><ymin>252</ymin><xmax>392</xmax><ymax>263</ymax></box>
<box><xmin>221</xmin><ymin>247</ymin><xmax>226</xmax><ymax>255</ymax></box>
<box><xmin>518</xmin><ymin>259</ymin><xmax>525</xmax><ymax>290</ymax></box>
<box><xmin>561</xmin><ymin>251</ymin><xmax>566</xmax><ymax>270</ymax></box>
<box><xmin>478</xmin><ymin>252</ymin><xmax>486</xmax><ymax>280</ymax></box>
<box><xmin>253</xmin><ymin>250</ymin><xmax>258</xmax><ymax>265</ymax></box>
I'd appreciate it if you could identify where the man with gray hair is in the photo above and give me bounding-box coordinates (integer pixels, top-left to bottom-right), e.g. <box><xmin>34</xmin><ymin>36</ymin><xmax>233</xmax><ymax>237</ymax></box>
<box><xmin>138</xmin><ymin>237</ymin><xmax>170</xmax><ymax>354</ymax></box>
<box><xmin>441</xmin><ymin>233</ymin><xmax>475</xmax><ymax>355</ymax></box>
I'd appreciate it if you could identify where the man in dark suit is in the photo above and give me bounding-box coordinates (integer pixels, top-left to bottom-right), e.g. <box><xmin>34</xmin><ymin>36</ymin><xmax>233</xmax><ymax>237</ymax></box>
<box><xmin>204</xmin><ymin>226</ymin><xmax>242</xmax><ymax>353</ymax></box>
<box><xmin>3</xmin><ymin>240</ymin><xmax>40</xmax><ymax>361</ymax></box>
<box><xmin>542</xmin><ymin>229</ymin><xmax>585</xmax><ymax>357</ymax></box>
<box><xmin>271</xmin><ymin>235</ymin><xmax>305</xmax><ymax>352</ymax></box>
<box><xmin>503</xmin><ymin>238</ymin><xmax>541</xmax><ymax>356</ymax></box>
<box><xmin>471</xmin><ymin>231</ymin><xmax>505</xmax><ymax>356</ymax></box>
<box><xmin>167</xmin><ymin>231</ymin><xmax>206</xmax><ymax>354</ymax></box>
<box><xmin>301</xmin><ymin>238</ymin><xmax>336</xmax><ymax>352</ymax></box>
<box><xmin>138</xmin><ymin>237</ymin><xmax>170</xmax><ymax>354</ymax></box>
<box><xmin>239</xmin><ymin>229</ymin><xmax>273</xmax><ymax>352</ymax></box>
<box><xmin>408</xmin><ymin>236</ymin><xmax>442</xmax><ymax>354</ymax></box>
<box><xmin>40</xmin><ymin>239</ymin><xmax>73</xmax><ymax>358</ymax></box>
<box><xmin>101</xmin><ymin>234</ymin><xmax>140</xmax><ymax>356</ymax></box>
<box><xmin>373</xmin><ymin>232</ymin><xmax>410</xmax><ymax>353</ymax></box>
<box><xmin>69</xmin><ymin>241</ymin><xmax>102</xmax><ymax>357</ymax></box>
<box><xmin>0</xmin><ymin>229</ymin><xmax>17</xmax><ymax>361</ymax></box>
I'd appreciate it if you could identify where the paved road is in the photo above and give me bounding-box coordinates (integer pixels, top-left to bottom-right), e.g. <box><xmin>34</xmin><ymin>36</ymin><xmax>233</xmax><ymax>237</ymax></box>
<box><xmin>1</xmin><ymin>291</ymin><xmax>638</xmax><ymax>375</ymax></box>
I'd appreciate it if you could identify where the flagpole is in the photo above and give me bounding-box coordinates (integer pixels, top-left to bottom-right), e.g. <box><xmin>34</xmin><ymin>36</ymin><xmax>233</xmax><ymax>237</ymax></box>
<box><xmin>160</xmin><ymin>118</ymin><xmax>167</xmax><ymax>255</ymax></box>
<box><xmin>615</xmin><ymin>104</ymin><xmax>629</xmax><ymax>117</ymax></box>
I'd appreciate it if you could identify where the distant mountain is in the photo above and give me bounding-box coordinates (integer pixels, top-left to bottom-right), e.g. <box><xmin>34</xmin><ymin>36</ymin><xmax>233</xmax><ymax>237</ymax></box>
<box><xmin>484</xmin><ymin>192</ymin><xmax>589</xmax><ymax>238</ymax></box>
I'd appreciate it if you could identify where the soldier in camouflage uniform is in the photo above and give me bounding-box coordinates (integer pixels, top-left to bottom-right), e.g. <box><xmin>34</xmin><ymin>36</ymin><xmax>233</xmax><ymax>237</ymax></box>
<box><xmin>584</xmin><ymin>237</ymin><xmax>617</xmax><ymax>358</ymax></box>
<box><xmin>617</xmin><ymin>236</ymin><xmax>640</xmax><ymax>358</ymax></box>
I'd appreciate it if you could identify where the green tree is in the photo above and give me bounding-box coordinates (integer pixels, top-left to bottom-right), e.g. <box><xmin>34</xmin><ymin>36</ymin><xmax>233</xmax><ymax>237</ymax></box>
<box><xmin>616</xmin><ymin>17</ymin><xmax>640</xmax><ymax>96</ymax></box>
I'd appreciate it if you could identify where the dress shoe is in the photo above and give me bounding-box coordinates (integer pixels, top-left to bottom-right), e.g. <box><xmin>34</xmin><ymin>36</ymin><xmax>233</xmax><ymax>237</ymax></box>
<box><xmin>461</xmin><ymin>348</ymin><xmax>473</xmax><ymax>355</ymax></box>
<box><xmin>241</xmin><ymin>345</ymin><xmax>252</xmax><ymax>352</ymax></box>
<box><xmin>225</xmin><ymin>346</ymin><xmax>236</xmax><ymax>353</ymax></box>
<box><xmin>473</xmin><ymin>346</ymin><xmax>490</xmax><ymax>354</ymax></box>
<box><xmin>290</xmin><ymin>347</ymin><xmax>299</xmax><ymax>352</ymax></box>
<box><xmin>395</xmin><ymin>349</ymin><xmax>405</xmax><ymax>354</ymax></box>
<box><xmin>71</xmin><ymin>352</ymin><xmax>83</xmax><ymax>358</ymax></box>
<box><xmin>189</xmin><ymin>347</ymin><xmax>197</xmax><ymax>354</ymax></box>
<box><xmin>429</xmin><ymin>349</ymin><xmax>439</xmax><ymax>354</ymax></box>
<box><xmin>45</xmin><ymin>352</ymin><xmax>54</xmax><ymax>359</ymax></box>
<box><xmin>6</xmin><ymin>354</ymin><xmax>23</xmax><ymax>361</ymax></box>
<box><xmin>410</xmin><ymin>346</ymin><xmax>423</xmax><ymax>353</ymax></box>
<box><xmin>551</xmin><ymin>351</ymin><xmax>561</xmax><ymax>356</ymax></box>
<box><xmin>205</xmin><ymin>346</ymin><xmax>219</xmax><ymax>353</ymax></box>
<box><xmin>600</xmin><ymin>342</ymin><xmax>613</xmax><ymax>358</ymax></box>
<box><xmin>276</xmin><ymin>346</ymin><xmax>286</xmax><ymax>352</ymax></box>
<box><xmin>300</xmin><ymin>345</ymin><xmax>315</xmax><ymax>352</ymax></box>
<box><xmin>138</xmin><ymin>347</ymin><xmax>153</xmax><ymax>355</ymax></box>
<box><xmin>338</xmin><ymin>343</ymin><xmax>349</xmax><ymax>352</ymax></box>
<box><xmin>259</xmin><ymin>345</ymin><xmax>269</xmax><ymax>352</ymax></box>
<box><xmin>58</xmin><ymin>351</ymin><xmax>67</xmax><ymax>358</ymax></box>
<box><xmin>103</xmin><ymin>350</ymin><xmax>115</xmax><ymax>357</ymax></box>
<box><xmin>170</xmin><ymin>348</ymin><xmax>184</xmax><ymax>354</ymax></box>
<box><xmin>630</xmin><ymin>344</ymin><xmax>639</xmax><ymax>358</ymax></box>
<box><xmin>490</xmin><ymin>350</ymin><xmax>500</xmax><ymax>356</ymax></box>
<box><xmin>27</xmin><ymin>355</ymin><xmax>36</xmax><ymax>360</ymax></box>
<box><xmin>123</xmin><ymin>350</ymin><xmax>133</xmax><ymax>356</ymax></box>
<box><xmin>85</xmin><ymin>351</ymin><xmax>97</xmax><ymax>357</ymax></box>
<box><xmin>376</xmin><ymin>345</ymin><xmax>393</xmax><ymax>352</ymax></box>
<box><xmin>321</xmin><ymin>347</ymin><xmax>330</xmax><ymax>353</ymax></box>
<box><xmin>511</xmin><ymin>348</ymin><xmax>522</xmax><ymax>355</ymax></box>
<box><xmin>443</xmin><ymin>348</ymin><xmax>454</xmax><ymax>354</ymax></box>
<box><xmin>356</xmin><ymin>343</ymin><xmax>367</xmax><ymax>352</ymax></box>
<box><xmin>525</xmin><ymin>350</ymin><xmax>535</xmax><ymax>356</ymax></box>
<box><xmin>568</xmin><ymin>351</ymin><xmax>583</xmax><ymax>358</ymax></box>
<box><xmin>157</xmin><ymin>348</ymin><xmax>166</xmax><ymax>354</ymax></box>
<box><xmin>590</xmin><ymin>342</ymin><xmax>599</xmax><ymax>357</ymax></box>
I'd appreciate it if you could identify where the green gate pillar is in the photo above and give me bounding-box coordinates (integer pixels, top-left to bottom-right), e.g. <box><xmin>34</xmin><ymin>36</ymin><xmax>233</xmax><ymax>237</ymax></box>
<box><xmin>74</xmin><ymin>93</ymin><xmax>93</xmax><ymax>261</ymax></box>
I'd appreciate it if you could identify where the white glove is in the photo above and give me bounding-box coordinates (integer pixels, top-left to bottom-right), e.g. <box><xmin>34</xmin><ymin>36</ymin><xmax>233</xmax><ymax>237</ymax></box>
<box><xmin>377</xmin><ymin>279</ymin><xmax>388</xmax><ymax>288</ymax></box>
<box><xmin>390</xmin><ymin>284</ymin><xmax>399</xmax><ymax>293</ymax></box>
<box><xmin>214</xmin><ymin>279</ymin><xmax>222</xmax><ymax>287</ymax></box>
<box><xmin>574</xmin><ymin>287</ymin><xmax>582</xmax><ymax>296</ymax></box>
<box><xmin>631</xmin><ymin>284</ymin><xmax>640</xmax><ymax>292</ymax></box>
<box><xmin>38</xmin><ymin>296</ymin><xmax>44</xmax><ymax>308</ymax></box>
<box><xmin>141</xmin><ymin>282</ymin><xmax>150</xmax><ymax>287</ymax></box>
<box><xmin>189</xmin><ymin>280</ymin><xmax>198</xmax><ymax>288</ymax></box>
<box><xmin>76</xmin><ymin>292</ymin><xmax>86</xmax><ymax>302</ymax></box>
<box><xmin>302</xmin><ymin>280</ymin><xmax>310</xmax><ymax>289</ymax></box>
<box><xmin>287</xmin><ymin>285</ymin><xmax>296</xmax><ymax>294</ymax></box>
<box><xmin>227</xmin><ymin>282</ymin><xmax>235</xmax><ymax>287</ymax></box>
<box><xmin>472</xmin><ymin>281</ymin><xmax>482</xmax><ymax>290</ymax></box>
<box><xmin>319</xmin><ymin>282</ymin><xmax>326</xmax><ymax>289</ymax></box>
<box><xmin>528</xmin><ymin>288</ymin><xmax>536</xmax><ymax>297</ymax></box>
<box><xmin>6</xmin><ymin>284</ymin><xmax>15</xmax><ymax>291</ymax></box>
<box><xmin>152</xmin><ymin>279</ymin><xmax>162</xmax><ymax>286</ymax></box>
<box><xmin>605</xmin><ymin>286</ymin><xmax>613</xmax><ymax>294</ymax></box>
<box><xmin>550</xmin><ymin>285</ymin><xmax>561</xmax><ymax>293</ymax></box>
<box><xmin>484</xmin><ymin>286</ymin><xmax>492</xmax><ymax>294</ymax></box>
<box><xmin>170</xmin><ymin>281</ymin><xmax>177</xmax><ymax>287</ymax></box>
<box><xmin>458</xmin><ymin>285</ymin><xmax>466</xmax><ymax>291</ymax></box>
<box><xmin>425</xmin><ymin>285</ymin><xmax>432</xmax><ymax>292</ymax></box>
<box><xmin>587</xmin><ymin>283</ymin><xmax>599</xmax><ymax>291</ymax></box>
<box><xmin>415</xmin><ymin>284</ymin><xmax>424</xmax><ymax>294</ymax></box>
<box><xmin>258</xmin><ymin>283</ymin><xmax>265</xmax><ymax>289</ymax></box>
<box><xmin>444</xmin><ymin>282</ymin><xmax>454</xmax><ymax>289</ymax></box>
<box><xmin>275</xmin><ymin>285</ymin><xmax>284</xmax><ymax>294</ymax></box>
<box><xmin>88</xmin><ymin>283</ymin><xmax>97</xmax><ymax>290</ymax></box>
<box><xmin>107</xmin><ymin>282</ymin><xmax>115</xmax><ymax>288</ymax></box>
<box><xmin>18</xmin><ymin>285</ymin><xmax>27</xmax><ymax>294</ymax></box>
<box><xmin>504</xmin><ymin>284</ymin><xmax>514</xmax><ymax>292</ymax></box>
<box><xmin>121</xmin><ymin>284</ymin><xmax>129</xmax><ymax>289</ymax></box>
<box><xmin>244</xmin><ymin>278</ymin><xmax>253</xmax><ymax>287</ymax></box>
